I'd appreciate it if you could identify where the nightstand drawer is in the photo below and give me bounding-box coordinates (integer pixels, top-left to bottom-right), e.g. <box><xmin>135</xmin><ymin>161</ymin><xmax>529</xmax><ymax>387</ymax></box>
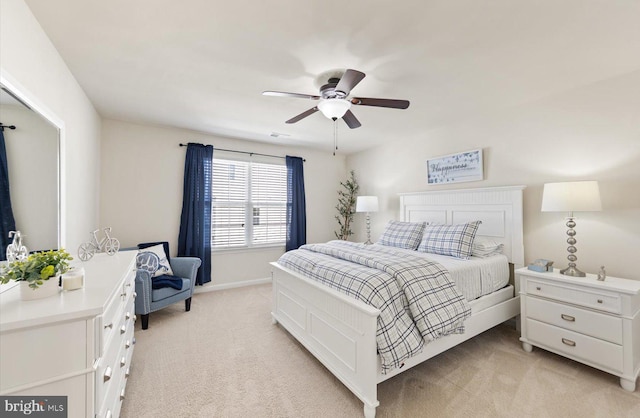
<box><xmin>527</xmin><ymin>297</ymin><xmax>623</xmax><ymax>344</ymax></box>
<box><xmin>526</xmin><ymin>318</ymin><xmax>623</xmax><ymax>373</ymax></box>
<box><xmin>526</xmin><ymin>279</ymin><xmax>621</xmax><ymax>314</ymax></box>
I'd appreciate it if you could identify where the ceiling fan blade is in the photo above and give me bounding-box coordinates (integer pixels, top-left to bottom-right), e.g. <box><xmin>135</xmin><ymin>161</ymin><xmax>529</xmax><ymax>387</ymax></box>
<box><xmin>286</xmin><ymin>107</ymin><xmax>319</xmax><ymax>124</ymax></box>
<box><xmin>342</xmin><ymin>110</ymin><xmax>361</xmax><ymax>129</ymax></box>
<box><xmin>351</xmin><ymin>97</ymin><xmax>410</xmax><ymax>109</ymax></box>
<box><xmin>263</xmin><ymin>91</ymin><xmax>321</xmax><ymax>100</ymax></box>
<box><xmin>334</xmin><ymin>69</ymin><xmax>366</xmax><ymax>96</ymax></box>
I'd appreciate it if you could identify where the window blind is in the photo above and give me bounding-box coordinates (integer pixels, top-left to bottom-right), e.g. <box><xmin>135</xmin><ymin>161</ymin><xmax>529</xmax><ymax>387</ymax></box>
<box><xmin>211</xmin><ymin>158</ymin><xmax>286</xmax><ymax>249</ymax></box>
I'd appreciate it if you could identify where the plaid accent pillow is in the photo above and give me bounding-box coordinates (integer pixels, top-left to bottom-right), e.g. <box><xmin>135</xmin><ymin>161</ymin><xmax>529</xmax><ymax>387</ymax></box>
<box><xmin>417</xmin><ymin>221</ymin><xmax>482</xmax><ymax>259</ymax></box>
<box><xmin>377</xmin><ymin>221</ymin><xmax>426</xmax><ymax>250</ymax></box>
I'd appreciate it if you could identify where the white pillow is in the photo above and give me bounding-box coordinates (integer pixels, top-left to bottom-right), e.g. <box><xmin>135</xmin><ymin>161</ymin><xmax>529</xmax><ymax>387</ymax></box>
<box><xmin>471</xmin><ymin>238</ymin><xmax>504</xmax><ymax>258</ymax></box>
<box><xmin>137</xmin><ymin>244</ymin><xmax>174</xmax><ymax>277</ymax></box>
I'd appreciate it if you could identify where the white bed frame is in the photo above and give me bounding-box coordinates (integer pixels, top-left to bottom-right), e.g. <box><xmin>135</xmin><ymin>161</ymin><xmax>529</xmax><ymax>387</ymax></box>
<box><xmin>270</xmin><ymin>185</ymin><xmax>526</xmax><ymax>417</ymax></box>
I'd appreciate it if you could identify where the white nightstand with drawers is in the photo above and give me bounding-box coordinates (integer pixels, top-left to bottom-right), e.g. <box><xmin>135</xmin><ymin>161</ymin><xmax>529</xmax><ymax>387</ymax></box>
<box><xmin>517</xmin><ymin>267</ymin><xmax>640</xmax><ymax>391</ymax></box>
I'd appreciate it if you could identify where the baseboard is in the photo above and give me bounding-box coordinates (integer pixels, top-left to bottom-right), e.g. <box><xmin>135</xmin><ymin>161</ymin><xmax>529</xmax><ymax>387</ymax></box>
<box><xmin>194</xmin><ymin>277</ymin><xmax>272</xmax><ymax>293</ymax></box>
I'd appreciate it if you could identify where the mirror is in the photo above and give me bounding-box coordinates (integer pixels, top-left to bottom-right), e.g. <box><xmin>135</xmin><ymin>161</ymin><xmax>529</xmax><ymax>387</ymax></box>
<box><xmin>1</xmin><ymin>84</ymin><xmax>60</xmax><ymax>256</ymax></box>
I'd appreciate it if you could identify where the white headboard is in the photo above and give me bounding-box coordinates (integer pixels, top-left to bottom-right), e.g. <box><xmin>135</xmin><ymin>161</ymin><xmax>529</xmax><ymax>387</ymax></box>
<box><xmin>399</xmin><ymin>185</ymin><xmax>526</xmax><ymax>268</ymax></box>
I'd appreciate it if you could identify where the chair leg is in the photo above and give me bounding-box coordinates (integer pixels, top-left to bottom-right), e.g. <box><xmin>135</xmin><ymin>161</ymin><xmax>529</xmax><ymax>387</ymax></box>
<box><xmin>185</xmin><ymin>297</ymin><xmax>192</xmax><ymax>312</ymax></box>
<box><xmin>141</xmin><ymin>314</ymin><xmax>149</xmax><ymax>330</ymax></box>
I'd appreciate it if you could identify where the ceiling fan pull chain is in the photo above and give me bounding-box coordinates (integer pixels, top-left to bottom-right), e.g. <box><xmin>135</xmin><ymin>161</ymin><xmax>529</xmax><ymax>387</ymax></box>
<box><xmin>333</xmin><ymin>119</ymin><xmax>338</xmax><ymax>156</ymax></box>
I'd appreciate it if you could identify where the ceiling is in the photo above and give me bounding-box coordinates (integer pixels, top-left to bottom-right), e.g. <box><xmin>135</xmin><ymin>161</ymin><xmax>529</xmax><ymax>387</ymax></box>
<box><xmin>24</xmin><ymin>0</ymin><xmax>640</xmax><ymax>154</ymax></box>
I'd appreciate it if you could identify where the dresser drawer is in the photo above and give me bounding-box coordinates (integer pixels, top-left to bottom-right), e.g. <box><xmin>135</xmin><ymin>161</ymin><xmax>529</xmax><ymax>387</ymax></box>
<box><xmin>526</xmin><ymin>318</ymin><xmax>623</xmax><ymax>373</ymax></box>
<box><xmin>96</xmin><ymin>276</ymin><xmax>136</xmax><ymax>410</ymax></box>
<box><xmin>526</xmin><ymin>279</ymin><xmax>621</xmax><ymax>314</ymax></box>
<box><xmin>101</xmin><ymin>271</ymin><xmax>135</xmax><ymax>348</ymax></box>
<box><xmin>526</xmin><ymin>296</ymin><xmax>623</xmax><ymax>344</ymax></box>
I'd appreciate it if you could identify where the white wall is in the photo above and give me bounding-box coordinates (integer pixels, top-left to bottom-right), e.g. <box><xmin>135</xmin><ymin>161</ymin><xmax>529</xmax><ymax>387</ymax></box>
<box><xmin>1</xmin><ymin>104</ymin><xmax>58</xmax><ymax>251</ymax></box>
<box><xmin>100</xmin><ymin>119</ymin><xmax>346</xmax><ymax>286</ymax></box>
<box><xmin>348</xmin><ymin>70</ymin><xmax>640</xmax><ymax>280</ymax></box>
<box><xmin>0</xmin><ymin>0</ymin><xmax>102</xmax><ymax>251</ymax></box>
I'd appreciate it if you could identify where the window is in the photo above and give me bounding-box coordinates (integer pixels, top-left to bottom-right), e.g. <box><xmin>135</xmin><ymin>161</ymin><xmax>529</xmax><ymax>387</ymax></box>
<box><xmin>211</xmin><ymin>155</ymin><xmax>287</xmax><ymax>249</ymax></box>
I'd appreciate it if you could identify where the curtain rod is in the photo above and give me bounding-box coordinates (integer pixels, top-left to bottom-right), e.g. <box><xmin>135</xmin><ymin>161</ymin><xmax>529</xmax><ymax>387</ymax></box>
<box><xmin>179</xmin><ymin>143</ymin><xmax>305</xmax><ymax>162</ymax></box>
<box><xmin>0</xmin><ymin>123</ymin><xmax>17</xmax><ymax>132</ymax></box>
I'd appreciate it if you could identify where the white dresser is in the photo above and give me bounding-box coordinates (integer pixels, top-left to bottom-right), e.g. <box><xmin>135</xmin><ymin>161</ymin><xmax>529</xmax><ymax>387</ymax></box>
<box><xmin>0</xmin><ymin>251</ymin><xmax>137</xmax><ymax>418</ymax></box>
<box><xmin>517</xmin><ymin>267</ymin><xmax>640</xmax><ymax>391</ymax></box>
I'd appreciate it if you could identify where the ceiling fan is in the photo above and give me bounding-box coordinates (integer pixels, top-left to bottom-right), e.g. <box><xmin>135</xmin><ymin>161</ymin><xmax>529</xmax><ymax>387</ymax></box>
<box><xmin>263</xmin><ymin>69</ymin><xmax>410</xmax><ymax>129</ymax></box>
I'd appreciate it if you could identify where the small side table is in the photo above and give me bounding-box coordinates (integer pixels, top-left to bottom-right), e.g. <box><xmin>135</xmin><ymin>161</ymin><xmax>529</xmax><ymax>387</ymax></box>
<box><xmin>517</xmin><ymin>267</ymin><xmax>640</xmax><ymax>391</ymax></box>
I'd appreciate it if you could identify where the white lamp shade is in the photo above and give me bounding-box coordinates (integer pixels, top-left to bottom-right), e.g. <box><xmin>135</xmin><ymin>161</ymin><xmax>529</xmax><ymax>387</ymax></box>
<box><xmin>356</xmin><ymin>196</ymin><xmax>379</xmax><ymax>213</ymax></box>
<box><xmin>541</xmin><ymin>181</ymin><xmax>602</xmax><ymax>212</ymax></box>
<box><xmin>317</xmin><ymin>98</ymin><xmax>351</xmax><ymax>119</ymax></box>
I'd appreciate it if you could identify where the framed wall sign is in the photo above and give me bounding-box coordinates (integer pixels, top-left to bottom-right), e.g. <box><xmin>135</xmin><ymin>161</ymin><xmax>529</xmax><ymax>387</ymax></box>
<box><xmin>427</xmin><ymin>149</ymin><xmax>484</xmax><ymax>184</ymax></box>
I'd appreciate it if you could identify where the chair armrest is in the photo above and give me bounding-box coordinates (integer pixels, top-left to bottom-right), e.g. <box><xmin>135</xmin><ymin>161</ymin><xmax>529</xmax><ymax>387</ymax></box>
<box><xmin>170</xmin><ymin>257</ymin><xmax>202</xmax><ymax>291</ymax></box>
<box><xmin>134</xmin><ymin>269</ymin><xmax>153</xmax><ymax>315</ymax></box>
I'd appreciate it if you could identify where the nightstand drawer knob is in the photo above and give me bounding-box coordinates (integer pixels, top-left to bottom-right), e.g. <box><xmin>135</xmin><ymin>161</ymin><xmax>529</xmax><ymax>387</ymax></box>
<box><xmin>562</xmin><ymin>338</ymin><xmax>576</xmax><ymax>347</ymax></box>
<box><xmin>561</xmin><ymin>314</ymin><xmax>575</xmax><ymax>322</ymax></box>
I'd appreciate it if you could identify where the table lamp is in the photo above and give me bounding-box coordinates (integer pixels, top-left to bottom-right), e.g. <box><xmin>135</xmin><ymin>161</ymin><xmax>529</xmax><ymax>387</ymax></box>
<box><xmin>356</xmin><ymin>196</ymin><xmax>379</xmax><ymax>245</ymax></box>
<box><xmin>541</xmin><ymin>181</ymin><xmax>602</xmax><ymax>277</ymax></box>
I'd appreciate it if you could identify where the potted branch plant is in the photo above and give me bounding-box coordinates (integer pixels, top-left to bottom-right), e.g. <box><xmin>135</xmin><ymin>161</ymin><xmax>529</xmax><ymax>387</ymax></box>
<box><xmin>0</xmin><ymin>249</ymin><xmax>73</xmax><ymax>300</ymax></box>
<box><xmin>334</xmin><ymin>170</ymin><xmax>359</xmax><ymax>240</ymax></box>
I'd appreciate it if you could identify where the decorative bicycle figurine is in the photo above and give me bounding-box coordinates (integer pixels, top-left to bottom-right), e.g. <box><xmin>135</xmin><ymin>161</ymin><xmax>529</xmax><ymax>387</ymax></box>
<box><xmin>78</xmin><ymin>227</ymin><xmax>120</xmax><ymax>261</ymax></box>
<box><xmin>6</xmin><ymin>230</ymin><xmax>29</xmax><ymax>262</ymax></box>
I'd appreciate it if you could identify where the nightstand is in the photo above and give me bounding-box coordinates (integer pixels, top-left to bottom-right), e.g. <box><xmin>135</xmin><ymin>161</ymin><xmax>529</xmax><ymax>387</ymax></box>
<box><xmin>517</xmin><ymin>267</ymin><xmax>640</xmax><ymax>391</ymax></box>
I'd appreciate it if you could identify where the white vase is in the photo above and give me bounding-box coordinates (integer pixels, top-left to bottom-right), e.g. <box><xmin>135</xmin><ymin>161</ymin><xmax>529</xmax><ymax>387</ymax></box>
<box><xmin>19</xmin><ymin>276</ymin><xmax>61</xmax><ymax>301</ymax></box>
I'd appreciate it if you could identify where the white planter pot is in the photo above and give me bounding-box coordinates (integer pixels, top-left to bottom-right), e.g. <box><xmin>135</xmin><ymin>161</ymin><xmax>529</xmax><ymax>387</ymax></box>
<box><xmin>20</xmin><ymin>276</ymin><xmax>61</xmax><ymax>301</ymax></box>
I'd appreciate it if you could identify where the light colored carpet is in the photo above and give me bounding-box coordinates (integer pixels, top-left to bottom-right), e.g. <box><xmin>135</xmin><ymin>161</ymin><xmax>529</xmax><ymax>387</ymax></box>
<box><xmin>120</xmin><ymin>284</ymin><xmax>640</xmax><ymax>418</ymax></box>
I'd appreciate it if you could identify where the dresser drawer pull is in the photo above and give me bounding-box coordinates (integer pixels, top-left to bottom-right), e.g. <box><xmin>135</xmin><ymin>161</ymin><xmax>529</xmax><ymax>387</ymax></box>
<box><xmin>133</xmin><ymin>314</ymin><xmax>137</xmax><ymax>322</ymax></box>
<box><xmin>562</xmin><ymin>338</ymin><xmax>576</xmax><ymax>347</ymax></box>
<box><xmin>104</xmin><ymin>323</ymin><xmax>113</xmax><ymax>329</ymax></box>
<box><xmin>120</xmin><ymin>388</ymin><xmax>126</xmax><ymax>401</ymax></box>
<box><xmin>597</xmin><ymin>299</ymin><xmax>603</xmax><ymax>304</ymax></box>
<box><xmin>120</xmin><ymin>356</ymin><xmax>126</xmax><ymax>367</ymax></box>
<box><xmin>561</xmin><ymin>314</ymin><xmax>575</xmax><ymax>322</ymax></box>
<box><xmin>125</xmin><ymin>340</ymin><xmax>131</xmax><ymax>349</ymax></box>
<box><xmin>120</xmin><ymin>325</ymin><xmax>127</xmax><ymax>334</ymax></box>
<box><xmin>125</xmin><ymin>367</ymin><xmax>131</xmax><ymax>378</ymax></box>
<box><xmin>133</xmin><ymin>291</ymin><xmax>137</xmax><ymax>298</ymax></box>
<box><xmin>104</xmin><ymin>367</ymin><xmax>113</xmax><ymax>381</ymax></box>
<box><xmin>536</xmin><ymin>286</ymin><xmax>541</xmax><ymax>291</ymax></box>
<box><xmin>125</xmin><ymin>311</ymin><xmax>131</xmax><ymax>320</ymax></box>
<box><xmin>105</xmin><ymin>410</ymin><xmax>112</xmax><ymax>418</ymax></box>
<box><xmin>133</xmin><ymin>337</ymin><xmax>136</xmax><ymax>345</ymax></box>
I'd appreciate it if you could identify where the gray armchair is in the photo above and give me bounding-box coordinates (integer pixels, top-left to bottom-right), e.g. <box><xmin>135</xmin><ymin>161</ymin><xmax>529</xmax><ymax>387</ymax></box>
<box><xmin>134</xmin><ymin>256</ymin><xmax>202</xmax><ymax>330</ymax></box>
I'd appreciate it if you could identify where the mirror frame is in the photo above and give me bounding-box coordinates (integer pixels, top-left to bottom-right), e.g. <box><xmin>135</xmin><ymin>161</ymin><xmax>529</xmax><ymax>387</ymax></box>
<box><xmin>1</xmin><ymin>71</ymin><xmax>65</xmax><ymax>249</ymax></box>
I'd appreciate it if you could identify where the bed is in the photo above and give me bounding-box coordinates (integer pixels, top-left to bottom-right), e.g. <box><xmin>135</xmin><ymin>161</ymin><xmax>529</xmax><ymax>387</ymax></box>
<box><xmin>270</xmin><ymin>185</ymin><xmax>525</xmax><ymax>417</ymax></box>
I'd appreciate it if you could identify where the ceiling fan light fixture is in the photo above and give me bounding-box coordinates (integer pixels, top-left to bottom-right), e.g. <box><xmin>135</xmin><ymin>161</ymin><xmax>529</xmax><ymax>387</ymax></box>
<box><xmin>317</xmin><ymin>98</ymin><xmax>351</xmax><ymax>119</ymax></box>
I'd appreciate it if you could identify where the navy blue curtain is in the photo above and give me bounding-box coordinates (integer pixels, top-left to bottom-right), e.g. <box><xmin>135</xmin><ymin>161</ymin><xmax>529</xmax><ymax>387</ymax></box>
<box><xmin>0</xmin><ymin>130</ymin><xmax>16</xmax><ymax>261</ymax></box>
<box><xmin>285</xmin><ymin>156</ymin><xmax>306</xmax><ymax>251</ymax></box>
<box><xmin>178</xmin><ymin>143</ymin><xmax>213</xmax><ymax>285</ymax></box>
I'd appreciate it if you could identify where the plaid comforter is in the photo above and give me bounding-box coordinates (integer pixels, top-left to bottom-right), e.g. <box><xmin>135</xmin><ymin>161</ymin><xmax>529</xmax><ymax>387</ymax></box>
<box><xmin>277</xmin><ymin>240</ymin><xmax>471</xmax><ymax>373</ymax></box>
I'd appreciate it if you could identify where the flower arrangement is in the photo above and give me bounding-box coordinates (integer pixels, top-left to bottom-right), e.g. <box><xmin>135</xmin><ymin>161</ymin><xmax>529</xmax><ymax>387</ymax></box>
<box><xmin>0</xmin><ymin>249</ymin><xmax>73</xmax><ymax>289</ymax></box>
